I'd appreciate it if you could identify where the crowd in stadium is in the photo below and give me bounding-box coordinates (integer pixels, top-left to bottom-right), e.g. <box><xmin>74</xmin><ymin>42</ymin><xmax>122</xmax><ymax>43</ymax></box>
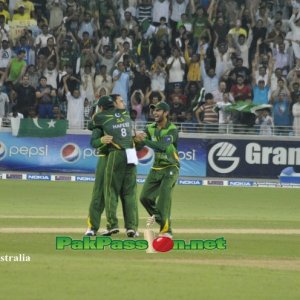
<box><xmin>0</xmin><ymin>0</ymin><xmax>300</xmax><ymax>135</ymax></box>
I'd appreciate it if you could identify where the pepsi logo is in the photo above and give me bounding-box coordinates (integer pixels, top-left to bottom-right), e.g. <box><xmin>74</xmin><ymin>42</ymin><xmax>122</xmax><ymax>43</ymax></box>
<box><xmin>137</xmin><ymin>146</ymin><xmax>154</xmax><ymax>165</ymax></box>
<box><xmin>0</xmin><ymin>141</ymin><xmax>6</xmax><ymax>160</ymax></box>
<box><xmin>61</xmin><ymin>143</ymin><xmax>81</xmax><ymax>163</ymax></box>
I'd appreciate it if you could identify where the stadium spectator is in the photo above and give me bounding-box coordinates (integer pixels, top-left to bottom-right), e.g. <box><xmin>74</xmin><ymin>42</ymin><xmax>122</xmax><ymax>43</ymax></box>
<box><xmin>252</xmin><ymin>56</ymin><xmax>273</xmax><ymax>105</ymax></box>
<box><xmin>43</xmin><ymin>60</ymin><xmax>58</xmax><ymax>90</ymax></box>
<box><xmin>14</xmin><ymin>74</ymin><xmax>36</xmax><ymax>117</ymax></box>
<box><xmin>170</xmin><ymin>94</ymin><xmax>186</xmax><ymax>122</ymax></box>
<box><xmin>94</xmin><ymin>64</ymin><xmax>113</xmax><ymax>97</ymax></box>
<box><xmin>13</xmin><ymin>35</ymin><xmax>35</xmax><ymax>66</ymax></box>
<box><xmin>80</xmin><ymin>63</ymin><xmax>95</xmax><ymax>105</ymax></box>
<box><xmin>131</xmin><ymin>62</ymin><xmax>151</xmax><ymax>94</ymax></box>
<box><xmin>184</xmin><ymin>39</ymin><xmax>201</xmax><ymax>82</ymax></box>
<box><xmin>63</xmin><ymin>74</ymin><xmax>85</xmax><ymax>129</ymax></box>
<box><xmin>0</xmin><ymin>1</ymin><xmax>10</xmax><ymax>23</ymax></box>
<box><xmin>270</xmin><ymin>92</ymin><xmax>292</xmax><ymax>135</ymax></box>
<box><xmin>112</xmin><ymin>61</ymin><xmax>130</xmax><ymax>105</ymax></box>
<box><xmin>230</xmin><ymin>75</ymin><xmax>252</xmax><ymax>101</ymax></box>
<box><xmin>52</xmin><ymin>104</ymin><xmax>65</xmax><ymax>120</ymax></box>
<box><xmin>120</xmin><ymin>10</ymin><xmax>138</xmax><ymax>34</ymax></box>
<box><xmin>255</xmin><ymin>107</ymin><xmax>274</xmax><ymax>135</ymax></box>
<box><xmin>0</xmin><ymin>39</ymin><xmax>13</xmax><ymax>72</ymax></box>
<box><xmin>200</xmin><ymin>48</ymin><xmax>223</xmax><ymax>94</ymax></box>
<box><xmin>292</xmin><ymin>92</ymin><xmax>300</xmax><ymax>135</ymax></box>
<box><xmin>96</xmin><ymin>46</ymin><xmax>123</xmax><ymax>76</ymax></box>
<box><xmin>0</xmin><ymin>14</ymin><xmax>9</xmax><ymax>41</ymax></box>
<box><xmin>115</xmin><ymin>28</ymin><xmax>133</xmax><ymax>50</ymax></box>
<box><xmin>12</xmin><ymin>3</ymin><xmax>32</xmax><ymax>20</ymax></box>
<box><xmin>137</xmin><ymin>0</ymin><xmax>152</xmax><ymax>24</ymax></box>
<box><xmin>78</xmin><ymin>11</ymin><xmax>97</xmax><ymax>40</ymax></box>
<box><xmin>57</xmin><ymin>39</ymin><xmax>77</xmax><ymax>72</ymax></box>
<box><xmin>166</xmin><ymin>47</ymin><xmax>185</xmax><ymax>87</ymax></box>
<box><xmin>36</xmin><ymin>75</ymin><xmax>56</xmax><ymax>118</ymax></box>
<box><xmin>0</xmin><ymin>86</ymin><xmax>9</xmax><ymax>118</ymax></box>
<box><xmin>131</xmin><ymin>89</ymin><xmax>145</xmax><ymax>121</ymax></box>
<box><xmin>14</xmin><ymin>0</ymin><xmax>35</xmax><ymax>16</ymax></box>
<box><xmin>152</xmin><ymin>0</ymin><xmax>170</xmax><ymax>25</ymax></box>
<box><xmin>271</xmin><ymin>77</ymin><xmax>291</xmax><ymax>101</ymax></box>
<box><xmin>26</xmin><ymin>64</ymin><xmax>41</xmax><ymax>88</ymax></box>
<box><xmin>38</xmin><ymin>37</ymin><xmax>58</xmax><ymax>66</ymax></box>
<box><xmin>4</xmin><ymin>49</ymin><xmax>27</xmax><ymax>85</ymax></box>
<box><xmin>195</xmin><ymin>92</ymin><xmax>219</xmax><ymax>132</ymax></box>
<box><xmin>272</xmin><ymin>43</ymin><xmax>289</xmax><ymax>76</ymax></box>
<box><xmin>150</xmin><ymin>55</ymin><xmax>167</xmax><ymax>92</ymax></box>
<box><xmin>47</xmin><ymin>0</ymin><xmax>64</xmax><ymax>30</ymax></box>
<box><xmin>214</xmin><ymin>92</ymin><xmax>233</xmax><ymax>133</ymax></box>
<box><xmin>288</xmin><ymin>8</ymin><xmax>300</xmax><ymax>67</ymax></box>
<box><xmin>34</xmin><ymin>24</ymin><xmax>55</xmax><ymax>49</ymax></box>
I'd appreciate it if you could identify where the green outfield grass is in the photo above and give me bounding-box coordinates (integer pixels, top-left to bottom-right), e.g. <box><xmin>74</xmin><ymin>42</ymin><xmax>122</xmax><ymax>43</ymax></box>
<box><xmin>0</xmin><ymin>180</ymin><xmax>300</xmax><ymax>300</ymax></box>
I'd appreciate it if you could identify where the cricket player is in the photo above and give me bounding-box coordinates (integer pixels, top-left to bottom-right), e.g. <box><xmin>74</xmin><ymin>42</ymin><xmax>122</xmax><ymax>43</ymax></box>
<box><xmin>137</xmin><ymin>102</ymin><xmax>180</xmax><ymax>238</ymax></box>
<box><xmin>85</xmin><ymin>127</ymin><xmax>107</xmax><ymax>236</ymax></box>
<box><xmin>85</xmin><ymin>99</ymin><xmax>115</xmax><ymax>236</ymax></box>
<box><xmin>92</xmin><ymin>95</ymin><xmax>139</xmax><ymax>237</ymax></box>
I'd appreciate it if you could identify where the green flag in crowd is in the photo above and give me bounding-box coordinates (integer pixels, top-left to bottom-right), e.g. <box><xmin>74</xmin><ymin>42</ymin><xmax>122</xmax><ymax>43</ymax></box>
<box><xmin>12</xmin><ymin>118</ymin><xmax>68</xmax><ymax>138</ymax></box>
<box><xmin>224</xmin><ymin>102</ymin><xmax>273</xmax><ymax>114</ymax></box>
<box><xmin>225</xmin><ymin>101</ymin><xmax>257</xmax><ymax>113</ymax></box>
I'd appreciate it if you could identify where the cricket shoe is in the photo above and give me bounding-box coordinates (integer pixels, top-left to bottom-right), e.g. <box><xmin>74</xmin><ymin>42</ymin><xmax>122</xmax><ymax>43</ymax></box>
<box><xmin>146</xmin><ymin>215</ymin><xmax>155</xmax><ymax>227</ymax></box>
<box><xmin>85</xmin><ymin>229</ymin><xmax>96</xmax><ymax>236</ymax></box>
<box><xmin>159</xmin><ymin>232</ymin><xmax>173</xmax><ymax>239</ymax></box>
<box><xmin>126</xmin><ymin>230</ymin><xmax>139</xmax><ymax>238</ymax></box>
<box><xmin>100</xmin><ymin>228</ymin><xmax>120</xmax><ymax>236</ymax></box>
<box><xmin>126</xmin><ymin>229</ymin><xmax>135</xmax><ymax>237</ymax></box>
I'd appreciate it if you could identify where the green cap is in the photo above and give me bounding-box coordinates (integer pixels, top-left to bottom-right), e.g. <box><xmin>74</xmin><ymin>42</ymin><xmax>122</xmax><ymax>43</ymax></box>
<box><xmin>150</xmin><ymin>101</ymin><xmax>170</xmax><ymax>112</ymax></box>
<box><xmin>97</xmin><ymin>96</ymin><xmax>114</xmax><ymax>109</ymax></box>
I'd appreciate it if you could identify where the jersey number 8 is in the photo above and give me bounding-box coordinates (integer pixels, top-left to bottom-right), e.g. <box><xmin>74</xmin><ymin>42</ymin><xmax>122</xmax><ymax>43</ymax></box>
<box><xmin>121</xmin><ymin>128</ymin><xmax>127</xmax><ymax>137</ymax></box>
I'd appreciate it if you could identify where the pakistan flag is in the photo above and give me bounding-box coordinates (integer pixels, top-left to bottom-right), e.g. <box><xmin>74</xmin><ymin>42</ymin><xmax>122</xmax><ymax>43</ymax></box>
<box><xmin>11</xmin><ymin>118</ymin><xmax>68</xmax><ymax>137</ymax></box>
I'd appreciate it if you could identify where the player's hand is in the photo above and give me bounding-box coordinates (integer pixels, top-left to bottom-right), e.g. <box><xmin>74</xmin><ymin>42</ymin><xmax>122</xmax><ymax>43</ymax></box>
<box><xmin>134</xmin><ymin>132</ymin><xmax>146</xmax><ymax>142</ymax></box>
<box><xmin>100</xmin><ymin>135</ymin><xmax>113</xmax><ymax>144</ymax></box>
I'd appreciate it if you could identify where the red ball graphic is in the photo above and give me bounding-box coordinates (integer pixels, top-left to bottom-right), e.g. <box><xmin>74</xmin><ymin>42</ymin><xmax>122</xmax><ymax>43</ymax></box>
<box><xmin>152</xmin><ymin>237</ymin><xmax>174</xmax><ymax>252</ymax></box>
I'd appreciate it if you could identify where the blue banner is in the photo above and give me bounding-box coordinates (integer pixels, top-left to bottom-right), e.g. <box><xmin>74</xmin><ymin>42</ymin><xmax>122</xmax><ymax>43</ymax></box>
<box><xmin>206</xmin><ymin>139</ymin><xmax>300</xmax><ymax>179</ymax></box>
<box><xmin>2</xmin><ymin>132</ymin><xmax>299</xmax><ymax>179</ymax></box>
<box><xmin>0</xmin><ymin>133</ymin><xmax>206</xmax><ymax>177</ymax></box>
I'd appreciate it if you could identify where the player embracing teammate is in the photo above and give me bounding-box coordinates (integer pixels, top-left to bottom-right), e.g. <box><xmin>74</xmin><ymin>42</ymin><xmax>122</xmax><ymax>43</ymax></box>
<box><xmin>85</xmin><ymin>94</ymin><xmax>138</xmax><ymax>237</ymax></box>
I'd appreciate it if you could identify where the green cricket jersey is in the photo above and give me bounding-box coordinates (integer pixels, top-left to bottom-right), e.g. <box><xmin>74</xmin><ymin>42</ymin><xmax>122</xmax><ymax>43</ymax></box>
<box><xmin>143</xmin><ymin>121</ymin><xmax>180</xmax><ymax>169</ymax></box>
<box><xmin>92</xmin><ymin>108</ymin><xmax>134</xmax><ymax>151</ymax></box>
<box><xmin>90</xmin><ymin>127</ymin><xmax>109</xmax><ymax>155</ymax></box>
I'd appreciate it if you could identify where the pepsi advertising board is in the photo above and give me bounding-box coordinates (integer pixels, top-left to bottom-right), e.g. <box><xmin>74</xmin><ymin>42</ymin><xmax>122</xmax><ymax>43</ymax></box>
<box><xmin>206</xmin><ymin>139</ymin><xmax>300</xmax><ymax>179</ymax></box>
<box><xmin>0</xmin><ymin>133</ymin><xmax>206</xmax><ymax>177</ymax></box>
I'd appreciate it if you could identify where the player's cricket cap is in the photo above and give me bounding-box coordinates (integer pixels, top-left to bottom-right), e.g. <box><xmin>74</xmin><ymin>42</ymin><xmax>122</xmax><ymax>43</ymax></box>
<box><xmin>149</xmin><ymin>102</ymin><xmax>170</xmax><ymax>112</ymax></box>
<box><xmin>97</xmin><ymin>96</ymin><xmax>114</xmax><ymax>109</ymax></box>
